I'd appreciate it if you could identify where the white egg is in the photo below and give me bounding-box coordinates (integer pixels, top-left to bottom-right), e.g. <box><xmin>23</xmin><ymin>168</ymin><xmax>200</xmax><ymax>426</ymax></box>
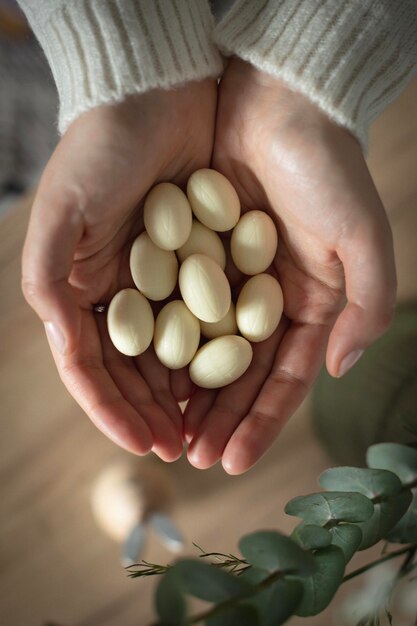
<box><xmin>177</xmin><ymin>219</ymin><xmax>226</xmax><ymax>270</ymax></box>
<box><xmin>144</xmin><ymin>182</ymin><xmax>192</xmax><ymax>251</ymax></box>
<box><xmin>189</xmin><ymin>335</ymin><xmax>253</xmax><ymax>389</ymax></box>
<box><xmin>130</xmin><ymin>232</ymin><xmax>178</xmax><ymax>301</ymax></box>
<box><xmin>187</xmin><ymin>168</ymin><xmax>240</xmax><ymax>232</ymax></box>
<box><xmin>231</xmin><ymin>210</ymin><xmax>278</xmax><ymax>275</ymax></box>
<box><xmin>90</xmin><ymin>458</ymin><xmax>174</xmax><ymax>542</ymax></box>
<box><xmin>179</xmin><ymin>254</ymin><xmax>231</xmax><ymax>323</ymax></box>
<box><xmin>236</xmin><ymin>274</ymin><xmax>283</xmax><ymax>342</ymax></box>
<box><xmin>200</xmin><ymin>302</ymin><xmax>238</xmax><ymax>339</ymax></box>
<box><xmin>107</xmin><ymin>288</ymin><xmax>154</xmax><ymax>356</ymax></box>
<box><xmin>154</xmin><ymin>300</ymin><xmax>200</xmax><ymax>369</ymax></box>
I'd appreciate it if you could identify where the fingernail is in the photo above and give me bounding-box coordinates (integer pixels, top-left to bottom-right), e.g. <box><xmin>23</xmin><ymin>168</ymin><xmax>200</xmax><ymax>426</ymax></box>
<box><xmin>338</xmin><ymin>349</ymin><xmax>364</xmax><ymax>377</ymax></box>
<box><xmin>44</xmin><ymin>321</ymin><xmax>66</xmax><ymax>354</ymax></box>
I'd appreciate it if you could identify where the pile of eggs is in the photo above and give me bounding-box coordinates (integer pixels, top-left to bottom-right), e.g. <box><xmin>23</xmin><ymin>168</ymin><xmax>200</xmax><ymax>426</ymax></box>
<box><xmin>107</xmin><ymin>169</ymin><xmax>283</xmax><ymax>389</ymax></box>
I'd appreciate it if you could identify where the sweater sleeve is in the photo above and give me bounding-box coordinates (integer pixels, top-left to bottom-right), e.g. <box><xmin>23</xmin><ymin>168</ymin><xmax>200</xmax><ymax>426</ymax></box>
<box><xmin>17</xmin><ymin>0</ymin><xmax>223</xmax><ymax>134</ymax></box>
<box><xmin>214</xmin><ymin>0</ymin><xmax>417</xmax><ymax>149</ymax></box>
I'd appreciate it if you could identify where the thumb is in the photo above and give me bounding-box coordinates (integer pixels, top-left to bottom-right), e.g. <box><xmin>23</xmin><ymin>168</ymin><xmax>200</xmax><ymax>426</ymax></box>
<box><xmin>22</xmin><ymin>185</ymin><xmax>84</xmax><ymax>355</ymax></box>
<box><xmin>327</xmin><ymin>215</ymin><xmax>396</xmax><ymax>377</ymax></box>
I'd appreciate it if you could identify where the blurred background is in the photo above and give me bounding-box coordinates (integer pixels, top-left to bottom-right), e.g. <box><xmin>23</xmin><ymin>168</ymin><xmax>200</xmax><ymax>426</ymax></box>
<box><xmin>0</xmin><ymin>0</ymin><xmax>57</xmax><ymax>217</ymax></box>
<box><xmin>1</xmin><ymin>2</ymin><xmax>417</xmax><ymax>625</ymax></box>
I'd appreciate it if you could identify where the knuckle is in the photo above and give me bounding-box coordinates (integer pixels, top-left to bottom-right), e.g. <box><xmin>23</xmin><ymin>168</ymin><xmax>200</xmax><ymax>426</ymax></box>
<box><xmin>251</xmin><ymin>409</ymin><xmax>275</xmax><ymax>427</ymax></box>
<box><xmin>269</xmin><ymin>368</ymin><xmax>309</xmax><ymax>394</ymax></box>
<box><xmin>374</xmin><ymin>306</ymin><xmax>395</xmax><ymax>335</ymax></box>
<box><xmin>21</xmin><ymin>277</ymin><xmax>44</xmax><ymax>306</ymax></box>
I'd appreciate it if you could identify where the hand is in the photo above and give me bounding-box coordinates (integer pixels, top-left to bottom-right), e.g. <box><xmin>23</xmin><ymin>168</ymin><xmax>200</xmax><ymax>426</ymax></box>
<box><xmin>22</xmin><ymin>79</ymin><xmax>218</xmax><ymax>462</ymax></box>
<box><xmin>184</xmin><ymin>59</ymin><xmax>396</xmax><ymax>474</ymax></box>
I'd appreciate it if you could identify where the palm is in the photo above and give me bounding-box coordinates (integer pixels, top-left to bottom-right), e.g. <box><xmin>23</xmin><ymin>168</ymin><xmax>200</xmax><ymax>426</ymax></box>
<box><xmin>23</xmin><ymin>79</ymin><xmax>217</xmax><ymax>461</ymax></box>
<box><xmin>185</xmin><ymin>60</ymin><xmax>395</xmax><ymax>474</ymax></box>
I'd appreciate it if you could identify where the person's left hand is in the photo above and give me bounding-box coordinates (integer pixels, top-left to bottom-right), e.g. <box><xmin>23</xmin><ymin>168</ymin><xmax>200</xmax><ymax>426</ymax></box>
<box><xmin>184</xmin><ymin>59</ymin><xmax>396</xmax><ymax>474</ymax></box>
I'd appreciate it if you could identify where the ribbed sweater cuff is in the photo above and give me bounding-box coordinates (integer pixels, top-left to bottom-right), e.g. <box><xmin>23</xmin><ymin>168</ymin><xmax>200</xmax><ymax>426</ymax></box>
<box><xmin>19</xmin><ymin>0</ymin><xmax>223</xmax><ymax>134</ymax></box>
<box><xmin>215</xmin><ymin>0</ymin><xmax>417</xmax><ymax>150</ymax></box>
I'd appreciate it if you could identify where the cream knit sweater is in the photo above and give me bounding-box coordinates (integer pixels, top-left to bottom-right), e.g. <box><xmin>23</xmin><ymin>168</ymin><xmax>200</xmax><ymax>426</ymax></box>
<box><xmin>18</xmin><ymin>0</ymin><xmax>417</xmax><ymax>148</ymax></box>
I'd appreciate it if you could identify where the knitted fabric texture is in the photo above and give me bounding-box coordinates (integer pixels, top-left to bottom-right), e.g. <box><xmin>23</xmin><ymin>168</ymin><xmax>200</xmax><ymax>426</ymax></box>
<box><xmin>214</xmin><ymin>0</ymin><xmax>417</xmax><ymax>149</ymax></box>
<box><xmin>17</xmin><ymin>0</ymin><xmax>223</xmax><ymax>134</ymax></box>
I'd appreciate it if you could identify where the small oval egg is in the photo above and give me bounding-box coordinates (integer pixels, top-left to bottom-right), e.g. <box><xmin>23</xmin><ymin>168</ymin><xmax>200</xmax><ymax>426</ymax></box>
<box><xmin>187</xmin><ymin>168</ymin><xmax>240</xmax><ymax>232</ymax></box>
<box><xmin>236</xmin><ymin>274</ymin><xmax>283</xmax><ymax>342</ymax></box>
<box><xmin>200</xmin><ymin>302</ymin><xmax>238</xmax><ymax>339</ymax></box>
<box><xmin>231</xmin><ymin>210</ymin><xmax>278</xmax><ymax>275</ymax></box>
<box><xmin>179</xmin><ymin>253</ymin><xmax>231</xmax><ymax>323</ymax></box>
<box><xmin>154</xmin><ymin>300</ymin><xmax>200</xmax><ymax>369</ymax></box>
<box><xmin>177</xmin><ymin>220</ymin><xmax>226</xmax><ymax>270</ymax></box>
<box><xmin>189</xmin><ymin>335</ymin><xmax>253</xmax><ymax>389</ymax></box>
<box><xmin>144</xmin><ymin>182</ymin><xmax>192</xmax><ymax>251</ymax></box>
<box><xmin>130</xmin><ymin>232</ymin><xmax>178</xmax><ymax>301</ymax></box>
<box><xmin>107</xmin><ymin>288</ymin><xmax>154</xmax><ymax>356</ymax></box>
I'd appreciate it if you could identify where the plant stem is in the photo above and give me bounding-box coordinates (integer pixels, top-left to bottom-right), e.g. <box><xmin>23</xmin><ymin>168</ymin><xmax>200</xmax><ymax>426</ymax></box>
<box><xmin>343</xmin><ymin>543</ymin><xmax>417</xmax><ymax>583</ymax></box>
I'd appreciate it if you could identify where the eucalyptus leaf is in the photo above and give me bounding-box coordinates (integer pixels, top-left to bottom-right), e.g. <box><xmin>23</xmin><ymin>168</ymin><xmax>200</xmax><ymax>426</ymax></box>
<box><xmin>240</xmin><ymin>567</ymin><xmax>269</xmax><ymax>585</ymax></box>
<box><xmin>355</xmin><ymin>490</ymin><xmax>413</xmax><ymax>549</ymax></box>
<box><xmin>239</xmin><ymin>531</ymin><xmax>316</xmax><ymax>576</ymax></box>
<box><xmin>205</xmin><ymin>604</ymin><xmax>259</xmax><ymax>626</ymax></box>
<box><xmin>293</xmin><ymin>546</ymin><xmax>346</xmax><ymax>616</ymax></box>
<box><xmin>387</xmin><ymin>489</ymin><xmax>417</xmax><ymax>543</ymax></box>
<box><xmin>367</xmin><ymin>443</ymin><xmax>417</xmax><ymax>484</ymax></box>
<box><xmin>319</xmin><ymin>467</ymin><xmax>402</xmax><ymax>498</ymax></box>
<box><xmin>328</xmin><ymin>524</ymin><xmax>362</xmax><ymax>563</ymax></box>
<box><xmin>243</xmin><ymin>578</ymin><xmax>303</xmax><ymax>626</ymax></box>
<box><xmin>291</xmin><ymin>523</ymin><xmax>332</xmax><ymax>550</ymax></box>
<box><xmin>285</xmin><ymin>491</ymin><xmax>374</xmax><ymax>526</ymax></box>
<box><xmin>172</xmin><ymin>559</ymin><xmax>253</xmax><ymax>603</ymax></box>
<box><xmin>155</xmin><ymin>568</ymin><xmax>186</xmax><ymax>626</ymax></box>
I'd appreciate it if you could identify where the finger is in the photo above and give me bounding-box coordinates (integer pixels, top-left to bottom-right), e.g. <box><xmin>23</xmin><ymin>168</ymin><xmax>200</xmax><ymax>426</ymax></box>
<box><xmin>170</xmin><ymin>367</ymin><xmax>194</xmax><ymax>403</ymax></box>
<box><xmin>134</xmin><ymin>349</ymin><xmax>184</xmax><ymax>433</ymax></box>
<box><xmin>327</xmin><ymin>217</ymin><xmax>396</xmax><ymax>377</ymax></box>
<box><xmin>221</xmin><ymin>321</ymin><xmax>330</xmax><ymax>475</ymax></box>
<box><xmin>22</xmin><ymin>187</ymin><xmax>84</xmax><ymax>356</ymax></box>
<box><xmin>96</xmin><ymin>315</ymin><xmax>183</xmax><ymax>462</ymax></box>
<box><xmin>51</xmin><ymin>308</ymin><xmax>153</xmax><ymax>455</ymax></box>
<box><xmin>186</xmin><ymin>323</ymin><xmax>287</xmax><ymax>468</ymax></box>
<box><xmin>183</xmin><ymin>389</ymin><xmax>217</xmax><ymax>444</ymax></box>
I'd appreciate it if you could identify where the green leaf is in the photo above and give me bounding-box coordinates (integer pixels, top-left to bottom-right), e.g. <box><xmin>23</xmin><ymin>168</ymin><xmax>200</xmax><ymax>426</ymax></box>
<box><xmin>328</xmin><ymin>524</ymin><xmax>363</xmax><ymax>563</ymax></box>
<box><xmin>239</xmin><ymin>531</ymin><xmax>316</xmax><ymax>576</ymax></box>
<box><xmin>243</xmin><ymin>578</ymin><xmax>303</xmax><ymax>626</ymax></box>
<box><xmin>293</xmin><ymin>546</ymin><xmax>346</xmax><ymax>616</ymax></box>
<box><xmin>172</xmin><ymin>559</ymin><xmax>253</xmax><ymax>603</ymax></box>
<box><xmin>367</xmin><ymin>443</ymin><xmax>417</xmax><ymax>484</ymax></box>
<box><xmin>355</xmin><ymin>490</ymin><xmax>413</xmax><ymax>549</ymax></box>
<box><xmin>319</xmin><ymin>467</ymin><xmax>402</xmax><ymax>498</ymax></box>
<box><xmin>285</xmin><ymin>492</ymin><xmax>374</xmax><ymax>525</ymax></box>
<box><xmin>291</xmin><ymin>523</ymin><xmax>332</xmax><ymax>550</ymax></box>
<box><xmin>206</xmin><ymin>604</ymin><xmax>259</xmax><ymax>626</ymax></box>
<box><xmin>387</xmin><ymin>489</ymin><xmax>417</xmax><ymax>543</ymax></box>
<box><xmin>155</xmin><ymin>568</ymin><xmax>186</xmax><ymax>626</ymax></box>
<box><xmin>240</xmin><ymin>567</ymin><xmax>269</xmax><ymax>585</ymax></box>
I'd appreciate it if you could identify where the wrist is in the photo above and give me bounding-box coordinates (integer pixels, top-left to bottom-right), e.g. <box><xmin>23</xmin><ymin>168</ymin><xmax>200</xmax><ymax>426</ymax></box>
<box><xmin>223</xmin><ymin>58</ymin><xmax>350</xmax><ymax>137</ymax></box>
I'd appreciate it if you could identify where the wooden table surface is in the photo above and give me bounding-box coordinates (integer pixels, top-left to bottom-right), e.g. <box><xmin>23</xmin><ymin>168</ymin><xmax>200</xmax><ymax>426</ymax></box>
<box><xmin>1</xmin><ymin>78</ymin><xmax>416</xmax><ymax>626</ymax></box>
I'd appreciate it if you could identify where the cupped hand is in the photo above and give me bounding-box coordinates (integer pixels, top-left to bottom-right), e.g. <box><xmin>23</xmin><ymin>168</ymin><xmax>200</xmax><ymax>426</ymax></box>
<box><xmin>22</xmin><ymin>79</ymin><xmax>218</xmax><ymax>462</ymax></box>
<box><xmin>185</xmin><ymin>59</ymin><xmax>396</xmax><ymax>474</ymax></box>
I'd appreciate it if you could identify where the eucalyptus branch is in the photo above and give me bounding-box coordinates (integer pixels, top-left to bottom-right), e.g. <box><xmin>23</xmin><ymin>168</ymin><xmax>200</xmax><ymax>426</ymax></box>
<box><xmin>343</xmin><ymin>544</ymin><xmax>417</xmax><ymax>583</ymax></box>
<box><xmin>136</xmin><ymin>439</ymin><xmax>417</xmax><ymax>626</ymax></box>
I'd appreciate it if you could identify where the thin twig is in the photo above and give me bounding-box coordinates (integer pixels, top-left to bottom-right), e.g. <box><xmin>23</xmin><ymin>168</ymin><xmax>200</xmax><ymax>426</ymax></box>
<box><xmin>343</xmin><ymin>544</ymin><xmax>417</xmax><ymax>583</ymax></box>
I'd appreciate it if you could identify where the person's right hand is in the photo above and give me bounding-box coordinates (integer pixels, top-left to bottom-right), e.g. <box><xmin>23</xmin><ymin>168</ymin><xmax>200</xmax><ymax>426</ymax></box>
<box><xmin>21</xmin><ymin>79</ymin><xmax>218</xmax><ymax>462</ymax></box>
